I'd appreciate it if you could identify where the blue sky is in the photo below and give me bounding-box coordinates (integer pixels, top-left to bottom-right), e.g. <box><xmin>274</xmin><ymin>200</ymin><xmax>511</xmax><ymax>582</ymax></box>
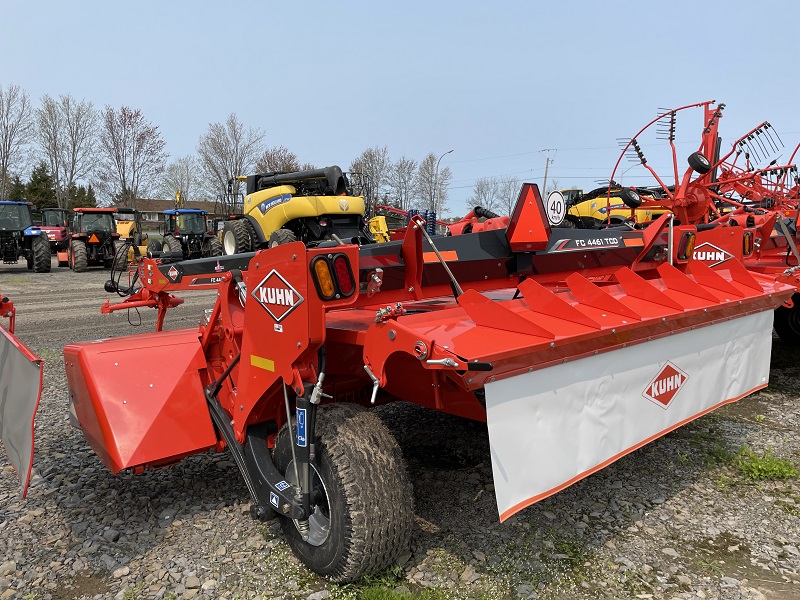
<box><xmin>2</xmin><ymin>1</ymin><xmax>799</xmax><ymax>215</ymax></box>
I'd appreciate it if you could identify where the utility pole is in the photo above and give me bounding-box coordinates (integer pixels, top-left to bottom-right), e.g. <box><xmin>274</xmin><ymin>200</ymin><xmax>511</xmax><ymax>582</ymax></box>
<box><xmin>540</xmin><ymin>149</ymin><xmax>556</xmax><ymax>194</ymax></box>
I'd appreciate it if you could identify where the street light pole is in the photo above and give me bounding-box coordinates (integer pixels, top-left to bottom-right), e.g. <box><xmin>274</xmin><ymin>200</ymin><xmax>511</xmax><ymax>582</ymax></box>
<box><xmin>433</xmin><ymin>149</ymin><xmax>454</xmax><ymax>214</ymax></box>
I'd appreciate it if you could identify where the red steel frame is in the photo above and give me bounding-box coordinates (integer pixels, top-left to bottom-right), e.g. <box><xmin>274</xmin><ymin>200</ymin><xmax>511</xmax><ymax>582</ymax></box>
<box><xmin>67</xmin><ymin>187</ymin><xmax>793</xmax><ymax>474</ymax></box>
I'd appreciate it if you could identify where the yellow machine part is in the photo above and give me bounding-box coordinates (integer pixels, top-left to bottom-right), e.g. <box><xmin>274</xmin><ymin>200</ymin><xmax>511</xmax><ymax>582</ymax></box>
<box><xmin>569</xmin><ymin>198</ymin><xmax>652</xmax><ymax>224</ymax></box>
<box><xmin>243</xmin><ymin>185</ymin><xmax>366</xmax><ymax>238</ymax></box>
<box><xmin>368</xmin><ymin>216</ymin><xmax>391</xmax><ymax>243</ymax></box>
<box><xmin>116</xmin><ymin>220</ymin><xmax>137</xmax><ymax>240</ymax></box>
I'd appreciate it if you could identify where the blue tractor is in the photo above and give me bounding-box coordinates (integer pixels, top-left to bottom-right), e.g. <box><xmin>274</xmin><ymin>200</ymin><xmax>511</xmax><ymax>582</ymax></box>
<box><xmin>146</xmin><ymin>208</ymin><xmax>222</xmax><ymax>259</ymax></box>
<box><xmin>0</xmin><ymin>201</ymin><xmax>51</xmax><ymax>272</ymax></box>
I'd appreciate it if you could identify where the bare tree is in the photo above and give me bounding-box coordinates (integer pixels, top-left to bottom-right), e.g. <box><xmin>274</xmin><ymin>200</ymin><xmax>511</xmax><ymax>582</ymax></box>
<box><xmin>416</xmin><ymin>153</ymin><xmax>452</xmax><ymax>215</ymax></box>
<box><xmin>160</xmin><ymin>155</ymin><xmax>197</xmax><ymax>203</ymax></box>
<box><xmin>197</xmin><ymin>114</ymin><xmax>265</xmax><ymax>211</ymax></box>
<box><xmin>468</xmin><ymin>177</ymin><xmax>502</xmax><ymax>213</ymax></box>
<box><xmin>256</xmin><ymin>145</ymin><xmax>301</xmax><ymax>173</ymax></box>
<box><xmin>0</xmin><ymin>84</ymin><xmax>34</xmax><ymax>198</ymax></box>
<box><xmin>96</xmin><ymin>106</ymin><xmax>168</xmax><ymax>207</ymax></box>
<box><xmin>349</xmin><ymin>146</ymin><xmax>389</xmax><ymax>214</ymax></box>
<box><xmin>498</xmin><ymin>175</ymin><xmax>521</xmax><ymax>216</ymax></box>
<box><xmin>36</xmin><ymin>94</ymin><xmax>98</xmax><ymax>209</ymax></box>
<box><xmin>545</xmin><ymin>178</ymin><xmax>561</xmax><ymax>195</ymax></box>
<box><xmin>386</xmin><ymin>156</ymin><xmax>417</xmax><ymax>210</ymax></box>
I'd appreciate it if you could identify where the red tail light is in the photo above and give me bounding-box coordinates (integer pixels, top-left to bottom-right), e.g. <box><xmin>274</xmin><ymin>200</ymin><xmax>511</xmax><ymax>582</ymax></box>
<box><xmin>333</xmin><ymin>255</ymin><xmax>355</xmax><ymax>296</ymax></box>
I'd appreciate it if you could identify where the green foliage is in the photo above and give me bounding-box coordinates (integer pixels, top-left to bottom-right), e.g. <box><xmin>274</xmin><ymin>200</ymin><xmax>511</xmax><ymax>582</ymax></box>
<box><xmin>70</xmin><ymin>183</ymin><xmax>97</xmax><ymax>208</ymax></box>
<box><xmin>5</xmin><ymin>174</ymin><xmax>26</xmax><ymax>199</ymax></box>
<box><xmin>26</xmin><ymin>161</ymin><xmax>57</xmax><ymax>209</ymax></box>
<box><xmin>122</xmin><ymin>582</ymin><xmax>146</xmax><ymax>600</ymax></box>
<box><xmin>357</xmin><ymin>587</ymin><xmax>453</xmax><ymax>600</ymax></box>
<box><xmin>734</xmin><ymin>446</ymin><xmax>799</xmax><ymax>481</ymax></box>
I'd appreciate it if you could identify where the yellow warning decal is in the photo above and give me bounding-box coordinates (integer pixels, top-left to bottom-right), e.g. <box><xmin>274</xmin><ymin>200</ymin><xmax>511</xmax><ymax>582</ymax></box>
<box><xmin>250</xmin><ymin>355</ymin><xmax>275</xmax><ymax>372</ymax></box>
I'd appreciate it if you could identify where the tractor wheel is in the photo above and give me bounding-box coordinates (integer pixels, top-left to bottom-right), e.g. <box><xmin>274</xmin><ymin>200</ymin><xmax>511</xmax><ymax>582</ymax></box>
<box><xmin>205</xmin><ymin>236</ymin><xmax>223</xmax><ymax>257</ymax></box>
<box><xmin>132</xmin><ymin>232</ymin><xmax>143</xmax><ymax>247</ymax></box>
<box><xmin>620</xmin><ymin>188</ymin><xmax>642</xmax><ymax>209</ymax></box>
<box><xmin>32</xmin><ymin>234</ymin><xmax>51</xmax><ymax>273</ymax></box>
<box><xmin>774</xmin><ymin>296</ymin><xmax>800</xmax><ymax>345</ymax></box>
<box><xmin>146</xmin><ymin>238</ymin><xmax>162</xmax><ymax>254</ymax></box>
<box><xmin>103</xmin><ymin>241</ymin><xmax>116</xmax><ymax>269</ymax></box>
<box><xmin>26</xmin><ymin>252</ymin><xmax>33</xmax><ymax>270</ymax></box>
<box><xmin>223</xmin><ymin>220</ymin><xmax>254</xmax><ymax>255</ymax></box>
<box><xmin>71</xmin><ymin>239</ymin><xmax>88</xmax><ymax>272</ymax></box>
<box><xmin>163</xmin><ymin>235</ymin><xmax>183</xmax><ymax>257</ymax></box>
<box><xmin>268</xmin><ymin>229</ymin><xmax>297</xmax><ymax>248</ymax></box>
<box><xmin>272</xmin><ymin>404</ymin><xmax>413</xmax><ymax>583</ymax></box>
<box><xmin>687</xmin><ymin>152</ymin><xmax>712</xmax><ymax>175</ymax></box>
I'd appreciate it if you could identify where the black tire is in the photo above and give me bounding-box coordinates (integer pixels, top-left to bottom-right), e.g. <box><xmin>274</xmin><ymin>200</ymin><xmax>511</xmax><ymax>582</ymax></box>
<box><xmin>163</xmin><ymin>235</ymin><xmax>183</xmax><ymax>257</ymax></box>
<box><xmin>132</xmin><ymin>232</ymin><xmax>143</xmax><ymax>247</ymax></box>
<box><xmin>774</xmin><ymin>296</ymin><xmax>800</xmax><ymax>345</ymax></box>
<box><xmin>113</xmin><ymin>243</ymin><xmax>131</xmax><ymax>271</ymax></box>
<box><xmin>32</xmin><ymin>234</ymin><xmax>51</xmax><ymax>273</ymax></box>
<box><xmin>268</xmin><ymin>229</ymin><xmax>297</xmax><ymax>248</ymax></box>
<box><xmin>272</xmin><ymin>404</ymin><xmax>413</xmax><ymax>583</ymax></box>
<box><xmin>620</xmin><ymin>188</ymin><xmax>642</xmax><ymax>209</ymax></box>
<box><xmin>223</xmin><ymin>220</ymin><xmax>254</xmax><ymax>255</ymax></box>
<box><xmin>71</xmin><ymin>239</ymin><xmax>88</xmax><ymax>272</ymax></box>
<box><xmin>146</xmin><ymin>238</ymin><xmax>162</xmax><ymax>254</ymax></box>
<box><xmin>26</xmin><ymin>251</ymin><xmax>33</xmax><ymax>270</ymax></box>
<box><xmin>205</xmin><ymin>236</ymin><xmax>223</xmax><ymax>257</ymax></box>
<box><xmin>688</xmin><ymin>152</ymin><xmax>712</xmax><ymax>175</ymax></box>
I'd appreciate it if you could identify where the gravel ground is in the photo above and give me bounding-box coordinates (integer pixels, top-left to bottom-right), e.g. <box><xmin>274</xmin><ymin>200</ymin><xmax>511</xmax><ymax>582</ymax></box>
<box><xmin>2</xmin><ymin>259</ymin><xmax>800</xmax><ymax>600</ymax></box>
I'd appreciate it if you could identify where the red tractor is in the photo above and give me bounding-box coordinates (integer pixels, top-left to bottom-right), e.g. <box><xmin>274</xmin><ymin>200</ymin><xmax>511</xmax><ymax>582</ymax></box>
<box><xmin>39</xmin><ymin>207</ymin><xmax>72</xmax><ymax>266</ymax></box>
<box><xmin>68</xmin><ymin>207</ymin><xmax>120</xmax><ymax>271</ymax></box>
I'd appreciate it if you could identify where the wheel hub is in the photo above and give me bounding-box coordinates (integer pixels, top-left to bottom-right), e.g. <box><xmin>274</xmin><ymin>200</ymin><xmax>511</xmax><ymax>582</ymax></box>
<box><xmin>285</xmin><ymin>460</ymin><xmax>331</xmax><ymax>546</ymax></box>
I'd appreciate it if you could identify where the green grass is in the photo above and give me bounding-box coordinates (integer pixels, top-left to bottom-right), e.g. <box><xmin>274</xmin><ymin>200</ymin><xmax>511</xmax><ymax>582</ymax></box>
<box><xmin>734</xmin><ymin>446</ymin><xmax>799</xmax><ymax>481</ymax></box>
<box><xmin>358</xmin><ymin>587</ymin><xmax>452</xmax><ymax>600</ymax></box>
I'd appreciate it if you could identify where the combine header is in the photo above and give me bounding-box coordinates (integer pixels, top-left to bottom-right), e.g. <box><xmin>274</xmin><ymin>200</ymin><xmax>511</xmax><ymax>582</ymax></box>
<box><xmin>62</xmin><ymin>182</ymin><xmax>791</xmax><ymax>582</ymax></box>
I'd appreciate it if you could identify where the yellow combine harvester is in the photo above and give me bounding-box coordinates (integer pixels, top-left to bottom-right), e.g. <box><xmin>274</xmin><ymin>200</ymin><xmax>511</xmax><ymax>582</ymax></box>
<box><xmin>221</xmin><ymin>166</ymin><xmax>374</xmax><ymax>253</ymax></box>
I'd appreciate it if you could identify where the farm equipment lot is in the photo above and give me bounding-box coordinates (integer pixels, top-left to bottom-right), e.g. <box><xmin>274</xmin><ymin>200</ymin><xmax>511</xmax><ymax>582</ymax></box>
<box><xmin>2</xmin><ymin>264</ymin><xmax>800</xmax><ymax>599</ymax></box>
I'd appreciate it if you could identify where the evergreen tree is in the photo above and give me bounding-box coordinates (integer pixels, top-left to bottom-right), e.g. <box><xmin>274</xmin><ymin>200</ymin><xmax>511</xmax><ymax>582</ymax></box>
<box><xmin>25</xmin><ymin>162</ymin><xmax>57</xmax><ymax>209</ymax></box>
<box><xmin>70</xmin><ymin>184</ymin><xmax>97</xmax><ymax>208</ymax></box>
<box><xmin>5</xmin><ymin>175</ymin><xmax>26</xmax><ymax>200</ymax></box>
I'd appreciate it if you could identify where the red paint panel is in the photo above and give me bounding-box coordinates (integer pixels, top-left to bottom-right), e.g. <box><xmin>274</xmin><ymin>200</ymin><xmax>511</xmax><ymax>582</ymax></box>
<box><xmin>64</xmin><ymin>329</ymin><xmax>217</xmax><ymax>473</ymax></box>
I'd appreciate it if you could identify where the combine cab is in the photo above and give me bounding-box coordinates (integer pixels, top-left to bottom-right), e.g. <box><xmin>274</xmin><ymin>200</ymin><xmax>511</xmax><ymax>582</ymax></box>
<box><xmin>0</xmin><ymin>201</ymin><xmax>51</xmax><ymax>272</ymax></box>
<box><xmin>68</xmin><ymin>207</ymin><xmax>119</xmax><ymax>271</ymax></box>
<box><xmin>68</xmin><ymin>182</ymin><xmax>793</xmax><ymax>582</ymax></box>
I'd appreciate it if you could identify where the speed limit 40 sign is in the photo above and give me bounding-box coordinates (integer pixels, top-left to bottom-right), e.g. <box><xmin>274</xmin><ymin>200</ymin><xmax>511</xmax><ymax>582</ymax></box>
<box><xmin>546</xmin><ymin>190</ymin><xmax>566</xmax><ymax>226</ymax></box>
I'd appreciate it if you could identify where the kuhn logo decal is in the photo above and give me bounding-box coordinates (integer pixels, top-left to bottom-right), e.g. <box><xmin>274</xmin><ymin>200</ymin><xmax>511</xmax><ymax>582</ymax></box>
<box><xmin>643</xmin><ymin>361</ymin><xmax>688</xmax><ymax>408</ymax></box>
<box><xmin>692</xmin><ymin>242</ymin><xmax>732</xmax><ymax>267</ymax></box>
<box><xmin>251</xmin><ymin>269</ymin><xmax>304</xmax><ymax>322</ymax></box>
<box><xmin>168</xmin><ymin>266</ymin><xmax>179</xmax><ymax>281</ymax></box>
